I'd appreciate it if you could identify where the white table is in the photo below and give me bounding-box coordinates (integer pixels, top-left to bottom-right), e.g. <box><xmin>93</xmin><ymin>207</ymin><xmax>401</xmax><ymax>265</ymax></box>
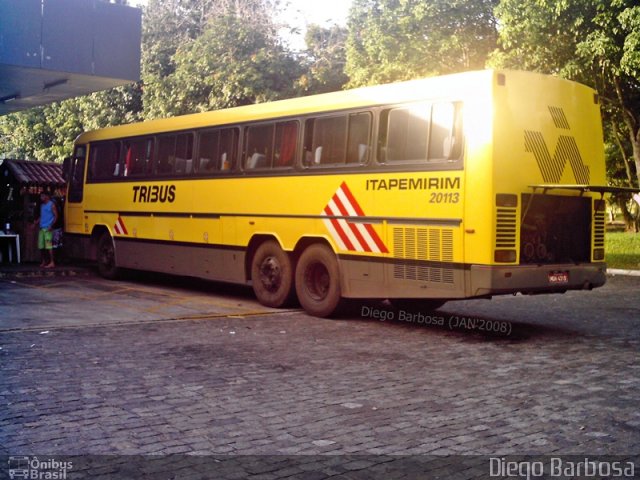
<box><xmin>0</xmin><ymin>233</ymin><xmax>20</xmax><ymax>263</ymax></box>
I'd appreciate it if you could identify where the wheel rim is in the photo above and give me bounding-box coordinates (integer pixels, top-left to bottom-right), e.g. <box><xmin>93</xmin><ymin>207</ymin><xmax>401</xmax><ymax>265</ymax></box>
<box><xmin>304</xmin><ymin>261</ymin><xmax>330</xmax><ymax>301</ymax></box>
<box><xmin>259</xmin><ymin>256</ymin><xmax>282</xmax><ymax>293</ymax></box>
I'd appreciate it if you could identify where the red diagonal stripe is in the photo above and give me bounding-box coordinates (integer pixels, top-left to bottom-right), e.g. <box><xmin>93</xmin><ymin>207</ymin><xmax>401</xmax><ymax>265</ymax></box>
<box><xmin>331</xmin><ymin>194</ymin><xmax>370</xmax><ymax>252</ymax></box>
<box><xmin>324</xmin><ymin>205</ymin><xmax>354</xmax><ymax>251</ymax></box>
<box><xmin>339</xmin><ymin>182</ymin><xmax>366</xmax><ymax>216</ymax></box>
<box><xmin>117</xmin><ymin>217</ymin><xmax>128</xmax><ymax>235</ymax></box>
<box><xmin>364</xmin><ymin>223</ymin><xmax>388</xmax><ymax>253</ymax></box>
<box><xmin>339</xmin><ymin>182</ymin><xmax>388</xmax><ymax>253</ymax></box>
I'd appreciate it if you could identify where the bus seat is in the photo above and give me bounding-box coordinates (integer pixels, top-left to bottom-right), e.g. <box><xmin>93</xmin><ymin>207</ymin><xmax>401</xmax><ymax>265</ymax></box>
<box><xmin>247</xmin><ymin>153</ymin><xmax>266</xmax><ymax>169</ymax></box>
<box><xmin>358</xmin><ymin>144</ymin><xmax>368</xmax><ymax>163</ymax></box>
<box><xmin>185</xmin><ymin>159</ymin><xmax>193</xmax><ymax>173</ymax></box>
<box><xmin>442</xmin><ymin>136</ymin><xmax>453</xmax><ymax>158</ymax></box>
<box><xmin>314</xmin><ymin>146</ymin><xmax>323</xmax><ymax>164</ymax></box>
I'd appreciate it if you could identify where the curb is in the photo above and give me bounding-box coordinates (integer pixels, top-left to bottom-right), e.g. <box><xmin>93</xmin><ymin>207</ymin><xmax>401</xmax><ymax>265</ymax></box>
<box><xmin>607</xmin><ymin>268</ymin><xmax>640</xmax><ymax>277</ymax></box>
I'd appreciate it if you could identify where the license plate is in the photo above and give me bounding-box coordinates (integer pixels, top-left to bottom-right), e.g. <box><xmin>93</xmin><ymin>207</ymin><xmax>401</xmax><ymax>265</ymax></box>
<box><xmin>549</xmin><ymin>271</ymin><xmax>569</xmax><ymax>284</ymax></box>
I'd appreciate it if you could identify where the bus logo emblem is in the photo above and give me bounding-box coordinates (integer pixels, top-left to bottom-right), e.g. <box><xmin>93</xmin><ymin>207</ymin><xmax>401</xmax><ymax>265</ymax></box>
<box><xmin>322</xmin><ymin>182</ymin><xmax>388</xmax><ymax>254</ymax></box>
<box><xmin>524</xmin><ymin>106</ymin><xmax>590</xmax><ymax>185</ymax></box>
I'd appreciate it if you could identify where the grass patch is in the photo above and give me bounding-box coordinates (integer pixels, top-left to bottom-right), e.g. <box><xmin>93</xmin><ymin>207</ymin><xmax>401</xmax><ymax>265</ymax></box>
<box><xmin>606</xmin><ymin>232</ymin><xmax>640</xmax><ymax>270</ymax></box>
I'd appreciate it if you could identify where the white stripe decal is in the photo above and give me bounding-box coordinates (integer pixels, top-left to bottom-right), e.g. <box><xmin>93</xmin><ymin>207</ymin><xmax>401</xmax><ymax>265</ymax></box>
<box><xmin>322</xmin><ymin>183</ymin><xmax>388</xmax><ymax>253</ymax></box>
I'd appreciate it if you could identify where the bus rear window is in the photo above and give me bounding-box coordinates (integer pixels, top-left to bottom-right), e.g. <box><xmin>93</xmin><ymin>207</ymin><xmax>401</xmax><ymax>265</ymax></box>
<box><xmin>379</xmin><ymin>102</ymin><xmax>462</xmax><ymax>164</ymax></box>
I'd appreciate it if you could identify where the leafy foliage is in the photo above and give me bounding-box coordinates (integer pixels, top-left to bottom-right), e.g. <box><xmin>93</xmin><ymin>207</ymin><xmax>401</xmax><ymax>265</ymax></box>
<box><xmin>491</xmin><ymin>0</ymin><xmax>640</xmax><ymax>190</ymax></box>
<box><xmin>296</xmin><ymin>24</ymin><xmax>349</xmax><ymax>94</ymax></box>
<box><xmin>345</xmin><ymin>0</ymin><xmax>499</xmax><ymax>86</ymax></box>
<box><xmin>145</xmin><ymin>13</ymin><xmax>302</xmax><ymax>117</ymax></box>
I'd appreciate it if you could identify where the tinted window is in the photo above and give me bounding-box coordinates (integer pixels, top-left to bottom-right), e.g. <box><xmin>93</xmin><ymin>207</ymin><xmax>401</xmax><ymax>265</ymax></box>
<box><xmin>346</xmin><ymin>112</ymin><xmax>371</xmax><ymax>164</ymax></box>
<box><xmin>274</xmin><ymin>121</ymin><xmax>298</xmax><ymax>167</ymax></box>
<box><xmin>429</xmin><ymin>102</ymin><xmax>461</xmax><ymax>160</ymax></box>
<box><xmin>68</xmin><ymin>146</ymin><xmax>86</xmax><ymax>203</ymax></box>
<box><xmin>245</xmin><ymin>121</ymin><xmax>297</xmax><ymax>170</ymax></box>
<box><xmin>124</xmin><ymin>138</ymin><xmax>153</xmax><ymax>177</ymax></box>
<box><xmin>88</xmin><ymin>141</ymin><xmax>121</xmax><ymax>181</ymax></box>
<box><xmin>198</xmin><ymin>128</ymin><xmax>238</xmax><ymax>173</ymax></box>
<box><xmin>245</xmin><ymin>124</ymin><xmax>274</xmax><ymax>169</ymax></box>
<box><xmin>156</xmin><ymin>133</ymin><xmax>194</xmax><ymax>175</ymax></box>
<box><xmin>304</xmin><ymin>113</ymin><xmax>371</xmax><ymax>167</ymax></box>
<box><xmin>379</xmin><ymin>102</ymin><xmax>463</xmax><ymax>163</ymax></box>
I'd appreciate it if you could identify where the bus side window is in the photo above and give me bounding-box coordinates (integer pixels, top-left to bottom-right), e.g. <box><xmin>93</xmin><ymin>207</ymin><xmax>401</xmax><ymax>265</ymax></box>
<box><xmin>125</xmin><ymin>138</ymin><xmax>153</xmax><ymax>177</ymax></box>
<box><xmin>197</xmin><ymin>128</ymin><xmax>237</xmax><ymax>173</ymax></box>
<box><xmin>274</xmin><ymin>121</ymin><xmax>298</xmax><ymax>168</ymax></box>
<box><xmin>156</xmin><ymin>135</ymin><xmax>176</xmax><ymax>175</ymax></box>
<box><xmin>89</xmin><ymin>141</ymin><xmax>121</xmax><ymax>181</ymax></box>
<box><xmin>429</xmin><ymin>102</ymin><xmax>463</xmax><ymax>161</ymax></box>
<box><xmin>245</xmin><ymin>123</ymin><xmax>274</xmax><ymax>169</ymax></box>
<box><xmin>379</xmin><ymin>103</ymin><xmax>430</xmax><ymax>163</ymax></box>
<box><xmin>429</xmin><ymin>102</ymin><xmax>458</xmax><ymax>160</ymax></box>
<box><xmin>304</xmin><ymin>115</ymin><xmax>347</xmax><ymax>166</ymax></box>
<box><xmin>198</xmin><ymin>130</ymin><xmax>220</xmax><ymax>173</ymax></box>
<box><xmin>174</xmin><ymin>133</ymin><xmax>194</xmax><ymax>174</ymax></box>
<box><xmin>346</xmin><ymin>112</ymin><xmax>371</xmax><ymax>164</ymax></box>
<box><xmin>219</xmin><ymin>128</ymin><xmax>237</xmax><ymax>171</ymax></box>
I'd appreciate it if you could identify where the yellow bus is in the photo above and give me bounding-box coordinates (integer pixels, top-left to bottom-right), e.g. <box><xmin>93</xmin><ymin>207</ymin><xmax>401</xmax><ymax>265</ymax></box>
<box><xmin>64</xmin><ymin>69</ymin><xmax>614</xmax><ymax>317</ymax></box>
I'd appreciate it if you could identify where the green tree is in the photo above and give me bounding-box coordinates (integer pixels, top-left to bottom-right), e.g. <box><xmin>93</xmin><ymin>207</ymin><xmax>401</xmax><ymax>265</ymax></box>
<box><xmin>297</xmin><ymin>24</ymin><xmax>349</xmax><ymax>94</ymax></box>
<box><xmin>0</xmin><ymin>108</ymin><xmax>53</xmax><ymax>161</ymax></box>
<box><xmin>491</xmin><ymin>0</ymin><xmax>640</xmax><ymax>189</ymax></box>
<box><xmin>147</xmin><ymin>13</ymin><xmax>301</xmax><ymax>117</ymax></box>
<box><xmin>0</xmin><ymin>84</ymin><xmax>141</xmax><ymax>161</ymax></box>
<box><xmin>141</xmin><ymin>0</ymin><xmax>290</xmax><ymax>118</ymax></box>
<box><xmin>345</xmin><ymin>0</ymin><xmax>498</xmax><ymax>87</ymax></box>
<box><xmin>491</xmin><ymin>0</ymin><xmax>640</xmax><ymax>229</ymax></box>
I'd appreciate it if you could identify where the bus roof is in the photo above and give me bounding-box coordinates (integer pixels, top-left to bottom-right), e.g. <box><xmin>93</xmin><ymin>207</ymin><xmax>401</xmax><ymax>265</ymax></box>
<box><xmin>75</xmin><ymin>69</ymin><xmax>583</xmax><ymax>144</ymax></box>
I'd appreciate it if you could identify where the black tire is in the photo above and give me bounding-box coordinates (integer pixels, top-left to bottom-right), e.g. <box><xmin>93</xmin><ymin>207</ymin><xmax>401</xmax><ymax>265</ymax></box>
<box><xmin>295</xmin><ymin>244</ymin><xmax>342</xmax><ymax>318</ymax></box>
<box><xmin>97</xmin><ymin>233</ymin><xmax>120</xmax><ymax>280</ymax></box>
<box><xmin>391</xmin><ymin>299</ymin><xmax>446</xmax><ymax>312</ymax></box>
<box><xmin>251</xmin><ymin>240</ymin><xmax>295</xmax><ymax>308</ymax></box>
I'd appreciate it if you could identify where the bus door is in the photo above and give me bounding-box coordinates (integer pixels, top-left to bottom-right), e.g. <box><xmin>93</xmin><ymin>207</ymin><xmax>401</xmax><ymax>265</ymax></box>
<box><xmin>65</xmin><ymin>145</ymin><xmax>87</xmax><ymax>232</ymax></box>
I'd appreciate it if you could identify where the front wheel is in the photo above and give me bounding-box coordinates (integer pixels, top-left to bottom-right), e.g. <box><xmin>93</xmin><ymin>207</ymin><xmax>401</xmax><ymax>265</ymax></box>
<box><xmin>97</xmin><ymin>233</ymin><xmax>120</xmax><ymax>280</ymax></box>
<box><xmin>295</xmin><ymin>244</ymin><xmax>342</xmax><ymax>318</ymax></box>
<box><xmin>251</xmin><ymin>240</ymin><xmax>295</xmax><ymax>308</ymax></box>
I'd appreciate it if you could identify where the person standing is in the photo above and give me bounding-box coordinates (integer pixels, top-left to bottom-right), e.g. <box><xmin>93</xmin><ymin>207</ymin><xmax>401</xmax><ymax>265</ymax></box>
<box><xmin>36</xmin><ymin>190</ymin><xmax>59</xmax><ymax>268</ymax></box>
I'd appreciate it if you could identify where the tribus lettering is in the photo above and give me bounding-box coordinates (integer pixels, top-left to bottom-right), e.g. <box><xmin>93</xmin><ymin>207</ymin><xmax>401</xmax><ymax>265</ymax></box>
<box><xmin>366</xmin><ymin>177</ymin><xmax>460</xmax><ymax>191</ymax></box>
<box><xmin>132</xmin><ymin>185</ymin><xmax>176</xmax><ymax>203</ymax></box>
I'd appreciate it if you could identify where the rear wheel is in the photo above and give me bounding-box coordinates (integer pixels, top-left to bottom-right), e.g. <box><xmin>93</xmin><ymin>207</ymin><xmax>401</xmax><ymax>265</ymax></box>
<box><xmin>295</xmin><ymin>244</ymin><xmax>342</xmax><ymax>318</ymax></box>
<box><xmin>97</xmin><ymin>233</ymin><xmax>120</xmax><ymax>280</ymax></box>
<box><xmin>251</xmin><ymin>240</ymin><xmax>295</xmax><ymax>308</ymax></box>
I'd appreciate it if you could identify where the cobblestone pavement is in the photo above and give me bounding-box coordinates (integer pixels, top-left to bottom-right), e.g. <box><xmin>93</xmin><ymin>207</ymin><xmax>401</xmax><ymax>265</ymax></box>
<box><xmin>0</xmin><ymin>271</ymin><xmax>639</xmax><ymax>478</ymax></box>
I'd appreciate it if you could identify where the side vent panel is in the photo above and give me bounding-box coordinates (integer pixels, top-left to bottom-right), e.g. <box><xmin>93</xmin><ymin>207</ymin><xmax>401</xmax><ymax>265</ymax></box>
<box><xmin>393</xmin><ymin>227</ymin><xmax>454</xmax><ymax>283</ymax></box>
<box><xmin>496</xmin><ymin>207</ymin><xmax>517</xmax><ymax>249</ymax></box>
<box><xmin>593</xmin><ymin>206</ymin><xmax>605</xmax><ymax>250</ymax></box>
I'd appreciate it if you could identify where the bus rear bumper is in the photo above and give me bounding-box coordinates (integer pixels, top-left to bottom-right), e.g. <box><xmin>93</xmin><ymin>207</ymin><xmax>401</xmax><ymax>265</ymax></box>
<box><xmin>469</xmin><ymin>263</ymin><xmax>607</xmax><ymax>298</ymax></box>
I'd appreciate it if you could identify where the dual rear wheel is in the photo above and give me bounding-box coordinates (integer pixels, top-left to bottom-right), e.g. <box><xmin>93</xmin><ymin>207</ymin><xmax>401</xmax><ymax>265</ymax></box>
<box><xmin>251</xmin><ymin>241</ymin><xmax>341</xmax><ymax>317</ymax></box>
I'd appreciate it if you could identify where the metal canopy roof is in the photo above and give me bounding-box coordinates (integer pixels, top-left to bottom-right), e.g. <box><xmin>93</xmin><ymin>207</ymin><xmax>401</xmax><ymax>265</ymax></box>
<box><xmin>0</xmin><ymin>0</ymin><xmax>141</xmax><ymax>115</ymax></box>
